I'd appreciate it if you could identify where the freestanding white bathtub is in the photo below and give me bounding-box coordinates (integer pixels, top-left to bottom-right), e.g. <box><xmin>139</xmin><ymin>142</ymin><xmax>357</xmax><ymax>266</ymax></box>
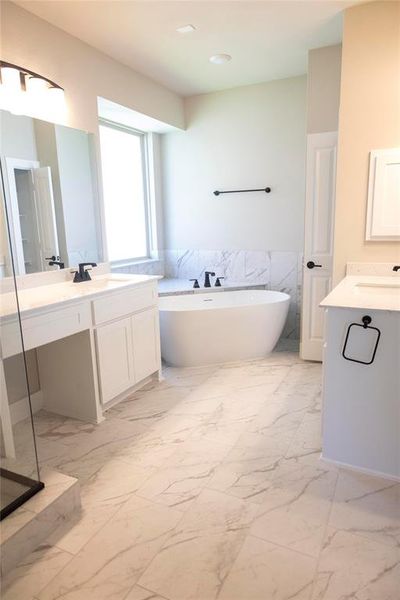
<box><xmin>159</xmin><ymin>290</ymin><xmax>290</xmax><ymax>367</ymax></box>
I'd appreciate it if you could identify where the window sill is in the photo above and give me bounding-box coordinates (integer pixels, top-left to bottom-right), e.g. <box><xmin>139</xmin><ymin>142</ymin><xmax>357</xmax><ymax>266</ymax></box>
<box><xmin>111</xmin><ymin>258</ymin><xmax>162</xmax><ymax>269</ymax></box>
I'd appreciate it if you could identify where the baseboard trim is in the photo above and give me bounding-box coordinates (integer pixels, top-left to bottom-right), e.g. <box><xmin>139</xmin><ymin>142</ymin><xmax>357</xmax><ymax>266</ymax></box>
<box><xmin>320</xmin><ymin>454</ymin><xmax>400</xmax><ymax>482</ymax></box>
<box><xmin>9</xmin><ymin>391</ymin><xmax>43</xmax><ymax>425</ymax></box>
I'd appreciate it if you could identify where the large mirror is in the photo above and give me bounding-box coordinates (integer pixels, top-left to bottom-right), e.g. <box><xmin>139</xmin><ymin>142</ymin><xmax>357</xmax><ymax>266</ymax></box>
<box><xmin>0</xmin><ymin>110</ymin><xmax>103</xmax><ymax>277</ymax></box>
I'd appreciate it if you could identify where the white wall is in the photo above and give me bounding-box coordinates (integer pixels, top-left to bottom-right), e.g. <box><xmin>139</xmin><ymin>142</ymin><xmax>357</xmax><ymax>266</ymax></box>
<box><xmin>333</xmin><ymin>1</ymin><xmax>400</xmax><ymax>282</ymax></box>
<box><xmin>0</xmin><ymin>111</ymin><xmax>38</xmax><ymax>160</ymax></box>
<box><xmin>307</xmin><ymin>44</ymin><xmax>342</xmax><ymax>134</ymax></box>
<box><xmin>161</xmin><ymin>76</ymin><xmax>307</xmax><ymax>252</ymax></box>
<box><xmin>1</xmin><ymin>1</ymin><xmax>184</xmax><ymax>134</ymax></box>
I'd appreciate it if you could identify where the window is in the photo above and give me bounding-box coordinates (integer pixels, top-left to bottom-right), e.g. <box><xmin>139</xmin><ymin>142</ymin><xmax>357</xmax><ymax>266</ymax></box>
<box><xmin>99</xmin><ymin>122</ymin><xmax>149</xmax><ymax>262</ymax></box>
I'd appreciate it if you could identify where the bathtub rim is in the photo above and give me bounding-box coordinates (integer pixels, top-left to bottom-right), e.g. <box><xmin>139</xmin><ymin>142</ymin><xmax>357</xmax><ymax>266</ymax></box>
<box><xmin>158</xmin><ymin>289</ymin><xmax>290</xmax><ymax>313</ymax></box>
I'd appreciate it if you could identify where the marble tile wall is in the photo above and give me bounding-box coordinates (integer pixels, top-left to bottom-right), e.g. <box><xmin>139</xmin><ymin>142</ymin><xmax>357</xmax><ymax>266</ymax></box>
<box><xmin>112</xmin><ymin>250</ymin><xmax>303</xmax><ymax>339</ymax></box>
<box><xmin>163</xmin><ymin>249</ymin><xmax>303</xmax><ymax>339</ymax></box>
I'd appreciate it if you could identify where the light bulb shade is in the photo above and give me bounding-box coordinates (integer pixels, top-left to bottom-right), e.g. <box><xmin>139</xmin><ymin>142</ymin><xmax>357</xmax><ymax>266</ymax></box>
<box><xmin>25</xmin><ymin>75</ymin><xmax>48</xmax><ymax>94</ymax></box>
<box><xmin>47</xmin><ymin>86</ymin><xmax>65</xmax><ymax>102</ymax></box>
<box><xmin>1</xmin><ymin>67</ymin><xmax>21</xmax><ymax>91</ymax></box>
<box><xmin>0</xmin><ymin>67</ymin><xmax>24</xmax><ymax>114</ymax></box>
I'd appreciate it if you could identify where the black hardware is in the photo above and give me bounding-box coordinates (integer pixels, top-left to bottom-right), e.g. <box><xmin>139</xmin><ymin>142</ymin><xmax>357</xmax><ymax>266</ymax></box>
<box><xmin>204</xmin><ymin>271</ymin><xmax>215</xmax><ymax>288</ymax></box>
<box><xmin>189</xmin><ymin>278</ymin><xmax>200</xmax><ymax>289</ymax></box>
<box><xmin>342</xmin><ymin>314</ymin><xmax>381</xmax><ymax>365</ymax></box>
<box><xmin>307</xmin><ymin>261</ymin><xmax>322</xmax><ymax>269</ymax></box>
<box><xmin>213</xmin><ymin>187</ymin><xmax>271</xmax><ymax>196</ymax></box>
<box><xmin>215</xmin><ymin>277</ymin><xmax>225</xmax><ymax>287</ymax></box>
<box><xmin>48</xmin><ymin>260</ymin><xmax>64</xmax><ymax>269</ymax></box>
<box><xmin>46</xmin><ymin>255</ymin><xmax>60</xmax><ymax>262</ymax></box>
<box><xmin>0</xmin><ymin>467</ymin><xmax>44</xmax><ymax>521</ymax></box>
<box><xmin>393</xmin><ymin>265</ymin><xmax>400</xmax><ymax>272</ymax></box>
<box><xmin>73</xmin><ymin>262</ymin><xmax>97</xmax><ymax>283</ymax></box>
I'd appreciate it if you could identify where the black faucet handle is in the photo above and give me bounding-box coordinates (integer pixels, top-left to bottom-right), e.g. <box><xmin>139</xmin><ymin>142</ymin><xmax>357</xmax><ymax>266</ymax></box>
<box><xmin>189</xmin><ymin>278</ymin><xmax>200</xmax><ymax>289</ymax></box>
<box><xmin>393</xmin><ymin>265</ymin><xmax>400</xmax><ymax>272</ymax></box>
<box><xmin>215</xmin><ymin>277</ymin><xmax>225</xmax><ymax>287</ymax></box>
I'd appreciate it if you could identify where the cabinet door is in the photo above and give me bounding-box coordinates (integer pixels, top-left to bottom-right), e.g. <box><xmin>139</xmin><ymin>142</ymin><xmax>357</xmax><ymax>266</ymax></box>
<box><xmin>132</xmin><ymin>308</ymin><xmax>160</xmax><ymax>383</ymax></box>
<box><xmin>95</xmin><ymin>317</ymin><xmax>135</xmax><ymax>403</ymax></box>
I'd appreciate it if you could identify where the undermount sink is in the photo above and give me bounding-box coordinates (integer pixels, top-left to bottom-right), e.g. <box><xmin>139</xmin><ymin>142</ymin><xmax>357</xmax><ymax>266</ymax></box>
<box><xmin>355</xmin><ymin>282</ymin><xmax>400</xmax><ymax>296</ymax></box>
<box><xmin>82</xmin><ymin>276</ymin><xmax>130</xmax><ymax>289</ymax></box>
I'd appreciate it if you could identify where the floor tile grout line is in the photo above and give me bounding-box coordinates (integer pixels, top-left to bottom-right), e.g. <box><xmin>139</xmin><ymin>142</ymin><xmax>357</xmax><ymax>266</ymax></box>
<box><xmin>50</xmin><ymin>460</ymin><xmax>165</xmax><ymax>555</ymax></box>
<box><xmin>308</xmin><ymin>464</ymin><xmax>340</xmax><ymax>599</ymax></box>
<box><xmin>40</xmin><ymin>493</ymin><xmax>185</xmax><ymax>599</ymax></box>
<box><xmin>247</xmin><ymin>531</ymin><xmax>322</xmax><ymax>561</ymax></box>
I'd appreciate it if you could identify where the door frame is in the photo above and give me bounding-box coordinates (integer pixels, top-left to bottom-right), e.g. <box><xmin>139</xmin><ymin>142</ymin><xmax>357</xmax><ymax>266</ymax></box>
<box><xmin>1</xmin><ymin>157</ymin><xmax>40</xmax><ymax>275</ymax></box>
<box><xmin>300</xmin><ymin>131</ymin><xmax>338</xmax><ymax>362</ymax></box>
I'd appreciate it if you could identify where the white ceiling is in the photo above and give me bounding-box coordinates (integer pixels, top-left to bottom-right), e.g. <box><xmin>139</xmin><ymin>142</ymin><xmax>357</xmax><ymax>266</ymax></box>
<box><xmin>15</xmin><ymin>1</ymin><xmax>362</xmax><ymax>96</ymax></box>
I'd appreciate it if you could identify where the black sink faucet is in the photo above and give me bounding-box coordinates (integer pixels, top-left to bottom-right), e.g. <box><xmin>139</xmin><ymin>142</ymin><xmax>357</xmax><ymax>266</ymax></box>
<box><xmin>46</xmin><ymin>255</ymin><xmax>64</xmax><ymax>269</ymax></box>
<box><xmin>204</xmin><ymin>271</ymin><xmax>215</xmax><ymax>288</ymax></box>
<box><xmin>48</xmin><ymin>260</ymin><xmax>64</xmax><ymax>269</ymax></box>
<box><xmin>73</xmin><ymin>262</ymin><xmax>97</xmax><ymax>283</ymax></box>
<box><xmin>393</xmin><ymin>265</ymin><xmax>400</xmax><ymax>272</ymax></box>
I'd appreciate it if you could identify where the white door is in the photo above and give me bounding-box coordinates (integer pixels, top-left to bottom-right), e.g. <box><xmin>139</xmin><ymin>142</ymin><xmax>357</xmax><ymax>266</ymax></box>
<box><xmin>132</xmin><ymin>308</ymin><xmax>160</xmax><ymax>382</ymax></box>
<box><xmin>32</xmin><ymin>167</ymin><xmax>60</xmax><ymax>270</ymax></box>
<box><xmin>300</xmin><ymin>131</ymin><xmax>337</xmax><ymax>362</ymax></box>
<box><xmin>95</xmin><ymin>317</ymin><xmax>135</xmax><ymax>403</ymax></box>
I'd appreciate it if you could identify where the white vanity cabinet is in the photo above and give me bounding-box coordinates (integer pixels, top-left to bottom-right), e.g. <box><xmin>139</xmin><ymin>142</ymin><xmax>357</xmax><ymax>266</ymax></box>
<box><xmin>0</xmin><ymin>274</ymin><xmax>162</xmax><ymax>426</ymax></box>
<box><xmin>93</xmin><ymin>281</ymin><xmax>160</xmax><ymax>406</ymax></box>
<box><xmin>95</xmin><ymin>317</ymin><xmax>135</xmax><ymax>404</ymax></box>
<box><xmin>95</xmin><ymin>292</ymin><xmax>161</xmax><ymax>405</ymax></box>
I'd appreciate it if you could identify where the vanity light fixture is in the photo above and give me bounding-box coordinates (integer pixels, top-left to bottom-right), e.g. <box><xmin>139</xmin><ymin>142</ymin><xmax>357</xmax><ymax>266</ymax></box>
<box><xmin>176</xmin><ymin>24</ymin><xmax>196</xmax><ymax>33</ymax></box>
<box><xmin>209</xmin><ymin>54</ymin><xmax>232</xmax><ymax>65</ymax></box>
<box><xmin>0</xmin><ymin>61</ymin><xmax>65</xmax><ymax>120</ymax></box>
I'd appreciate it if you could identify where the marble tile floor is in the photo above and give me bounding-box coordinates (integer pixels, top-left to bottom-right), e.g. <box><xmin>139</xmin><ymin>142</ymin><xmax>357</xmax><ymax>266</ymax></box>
<box><xmin>2</xmin><ymin>347</ymin><xmax>399</xmax><ymax>599</ymax></box>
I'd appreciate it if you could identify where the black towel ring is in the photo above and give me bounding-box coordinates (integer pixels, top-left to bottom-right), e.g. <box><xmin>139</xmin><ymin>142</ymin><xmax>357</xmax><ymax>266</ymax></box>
<box><xmin>342</xmin><ymin>315</ymin><xmax>381</xmax><ymax>365</ymax></box>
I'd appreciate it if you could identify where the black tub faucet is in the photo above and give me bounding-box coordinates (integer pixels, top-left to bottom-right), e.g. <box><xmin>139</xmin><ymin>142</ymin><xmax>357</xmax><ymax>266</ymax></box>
<box><xmin>204</xmin><ymin>271</ymin><xmax>215</xmax><ymax>288</ymax></box>
<box><xmin>393</xmin><ymin>265</ymin><xmax>400</xmax><ymax>272</ymax></box>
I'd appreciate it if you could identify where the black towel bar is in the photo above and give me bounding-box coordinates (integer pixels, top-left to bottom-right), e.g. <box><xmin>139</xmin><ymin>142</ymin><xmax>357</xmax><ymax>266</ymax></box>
<box><xmin>213</xmin><ymin>187</ymin><xmax>271</xmax><ymax>196</ymax></box>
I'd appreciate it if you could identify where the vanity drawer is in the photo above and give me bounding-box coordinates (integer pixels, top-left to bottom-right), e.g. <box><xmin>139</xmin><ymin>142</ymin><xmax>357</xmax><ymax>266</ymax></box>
<box><xmin>1</xmin><ymin>302</ymin><xmax>91</xmax><ymax>358</ymax></box>
<box><xmin>92</xmin><ymin>283</ymin><xmax>157</xmax><ymax>325</ymax></box>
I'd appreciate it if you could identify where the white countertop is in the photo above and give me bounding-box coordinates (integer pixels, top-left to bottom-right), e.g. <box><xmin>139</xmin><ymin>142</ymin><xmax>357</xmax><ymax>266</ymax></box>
<box><xmin>320</xmin><ymin>275</ymin><xmax>400</xmax><ymax>312</ymax></box>
<box><xmin>0</xmin><ymin>273</ymin><xmax>160</xmax><ymax>318</ymax></box>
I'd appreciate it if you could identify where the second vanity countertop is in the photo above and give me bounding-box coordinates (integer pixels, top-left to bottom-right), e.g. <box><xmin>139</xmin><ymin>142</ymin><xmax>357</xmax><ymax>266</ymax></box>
<box><xmin>0</xmin><ymin>273</ymin><xmax>161</xmax><ymax>319</ymax></box>
<box><xmin>320</xmin><ymin>275</ymin><xmax>400</xmax><ymax>312</ymax></box>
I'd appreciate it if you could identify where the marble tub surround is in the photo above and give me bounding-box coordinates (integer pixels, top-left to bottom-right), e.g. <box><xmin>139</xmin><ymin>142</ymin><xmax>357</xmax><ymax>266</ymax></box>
<box><xmin>2</xmin><ymin>347</ymin><xmax>399</xmax><ymax>600</ymax></box>
<box><xmin>163</xmin><ymin>249</ymin><xmax>302</xmax><ymax>339</ymax></box>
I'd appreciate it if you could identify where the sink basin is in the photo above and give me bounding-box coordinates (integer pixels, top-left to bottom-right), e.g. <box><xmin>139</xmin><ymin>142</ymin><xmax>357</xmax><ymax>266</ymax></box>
<box><xmin>77</xmin><ymin>276</ymin><xmax>130</xmax><ymax>289</ymax></box>
<box><xmin>355</xmin><ymin>282</ymin><xmax>400</xmax><ymax>296</ymax></box>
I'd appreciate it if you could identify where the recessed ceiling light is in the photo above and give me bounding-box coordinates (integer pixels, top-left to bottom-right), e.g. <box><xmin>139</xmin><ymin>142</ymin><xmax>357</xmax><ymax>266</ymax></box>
<box><xmin>209</xmin><ymin>54</ymin><xmax>232</xmax><ymax>65</ymax></box>
<box><xmin>176</xmin><ymin>24</ymin><xmax>196</xmax><ymax>34</ymax></box>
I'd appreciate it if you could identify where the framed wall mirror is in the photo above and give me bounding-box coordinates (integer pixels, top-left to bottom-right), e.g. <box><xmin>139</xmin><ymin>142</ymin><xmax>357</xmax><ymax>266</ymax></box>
<box><xmin>0</xmin><ymin>110</ymin><xmax>104</xmax><ymax>277</ymax></box>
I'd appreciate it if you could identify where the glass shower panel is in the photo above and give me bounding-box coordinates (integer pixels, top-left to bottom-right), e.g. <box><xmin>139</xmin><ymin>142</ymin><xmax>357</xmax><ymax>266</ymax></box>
<box><xmin>0</xmin><ymin>162</ymin><xmax>43</xmax><ymax>520</ymax></box>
